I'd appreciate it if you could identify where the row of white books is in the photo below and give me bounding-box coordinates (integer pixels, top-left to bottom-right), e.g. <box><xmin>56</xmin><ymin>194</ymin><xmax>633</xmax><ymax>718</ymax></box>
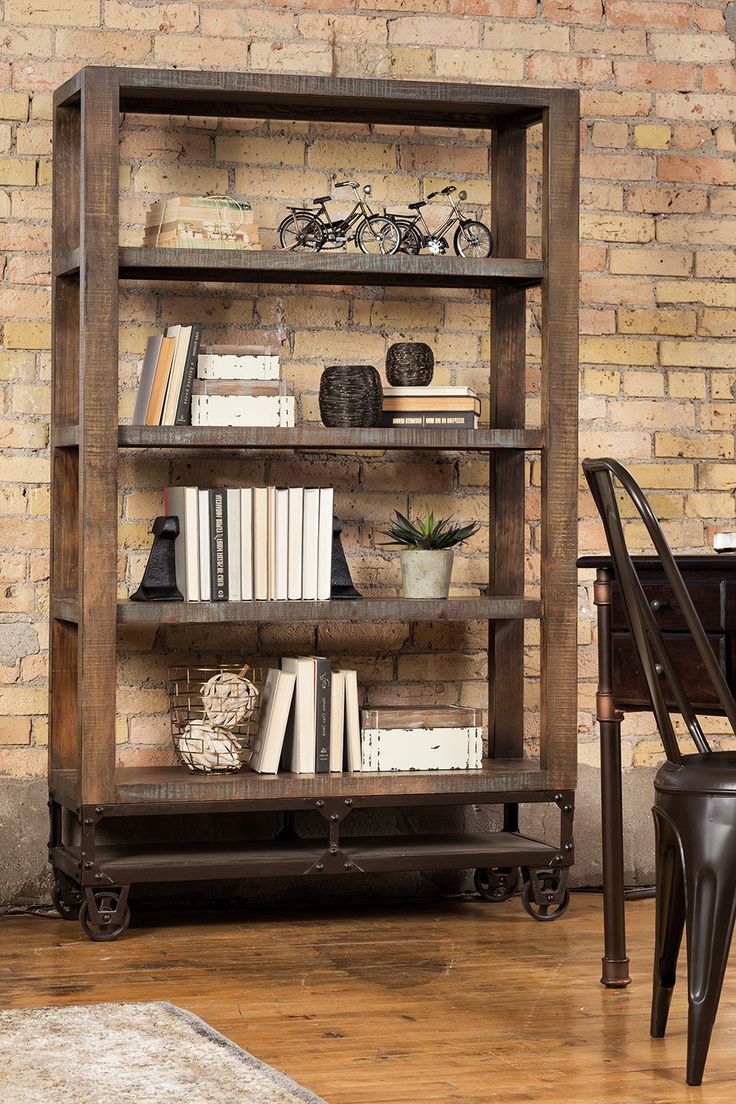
<box><xmin>250</xmin><ymin>659</ymin><xmax>360</xmax><ymax>775</ymax></box>
<box><xmin>163</xmin><ymin>486</ymin><xmax>334</xmax><ymax>602</ymax></box>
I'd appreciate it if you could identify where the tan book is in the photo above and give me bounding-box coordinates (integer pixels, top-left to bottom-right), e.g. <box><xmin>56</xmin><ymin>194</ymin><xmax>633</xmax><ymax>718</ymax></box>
<box><xmin>145</xmin><ymin>336</ymin><xmax>176</xmax><ymax>425</ymax></box>
<box><xmin>383</xmin><ymin>397</ymin><xmax>481</xmax><ymax>413</ymax></box>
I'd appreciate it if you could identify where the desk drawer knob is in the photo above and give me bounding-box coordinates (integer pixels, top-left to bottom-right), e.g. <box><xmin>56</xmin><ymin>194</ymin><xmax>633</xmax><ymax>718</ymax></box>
<box><xmin>650</xmin><ymin>599</ymin><xmax>668</xmax><ymax>613</ymax></box>
<box><xmin>655</xmin><ymin>663</ymin><xmax>664</xmax><ymax>675</ymax></box>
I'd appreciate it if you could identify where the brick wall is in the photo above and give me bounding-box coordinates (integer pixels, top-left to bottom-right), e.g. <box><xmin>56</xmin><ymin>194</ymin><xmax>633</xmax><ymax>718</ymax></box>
<box><xmin>0</xmin><ymin>2</ymin><xmax>735</xmax><ymax>799</ymax></box>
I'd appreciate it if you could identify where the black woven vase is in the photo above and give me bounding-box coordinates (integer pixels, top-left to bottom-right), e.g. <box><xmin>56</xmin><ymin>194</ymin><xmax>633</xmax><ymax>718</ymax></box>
<box><xmin>386</xmin><ymin>342</ymin><xmax>434</xmax><ymax>387</ymax></box>
<box><xmin>319</xmin><ymin>365</ymin><xmax>383</xmax><ymax>428</ymax></box>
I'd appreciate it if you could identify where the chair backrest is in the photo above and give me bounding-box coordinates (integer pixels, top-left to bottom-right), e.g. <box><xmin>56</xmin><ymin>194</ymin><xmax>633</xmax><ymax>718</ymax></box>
<box><xmin>582</xmin><ymin>458</ymin><xmax>736</xmax><ymax>764</ymax></box>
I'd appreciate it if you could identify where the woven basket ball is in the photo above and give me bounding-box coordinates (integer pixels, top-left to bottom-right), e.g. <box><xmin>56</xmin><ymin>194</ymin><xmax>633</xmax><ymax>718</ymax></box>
<box><xmin>319</xmin><ymin>364</ymin><xmax>383</xmax><ymax>428</ymax></box>
<box><xmin>386</xmin><ymin>342</ymin><xmax>434</xmax><ymax>387</ymax></box>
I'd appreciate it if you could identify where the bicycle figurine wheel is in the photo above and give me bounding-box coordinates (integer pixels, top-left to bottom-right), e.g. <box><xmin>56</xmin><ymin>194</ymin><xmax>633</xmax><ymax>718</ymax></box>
<box><xmin>356</xmin><ymin>215</ymin><xmax>401</xmax><ymax>256</ymax></box>
<box><xmin>397</xmin><ymin>223</ymin><xmax>422</xmax><ymax>255</ymax></box>
<box><xmin>454</xmin><ymin>220</ymin><xmax>494</xmax><ymax>259</ymax></box>
<box><xmin>278</xmin><ymin>211</ymin><xmax>325</xmax><ymax>252</ymax></box>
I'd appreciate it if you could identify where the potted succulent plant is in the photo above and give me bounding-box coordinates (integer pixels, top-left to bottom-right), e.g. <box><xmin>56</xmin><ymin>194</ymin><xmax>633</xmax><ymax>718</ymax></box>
<box><xmin>382</xmin><ymin>510</ymin><xmax>480</xmax><ymax>599</ymax></box>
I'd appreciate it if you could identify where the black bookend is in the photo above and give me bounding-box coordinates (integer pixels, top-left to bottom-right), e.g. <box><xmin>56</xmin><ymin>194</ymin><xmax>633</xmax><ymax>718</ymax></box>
<box><xmin>330</xmin><ymin>515</ymin><xmax>361</xmax><ymax>600</ymax></box>
<box><xmin>130</xmin><ymin>515</ymin><xmax>184</xmax><ymax>602</ymax></box>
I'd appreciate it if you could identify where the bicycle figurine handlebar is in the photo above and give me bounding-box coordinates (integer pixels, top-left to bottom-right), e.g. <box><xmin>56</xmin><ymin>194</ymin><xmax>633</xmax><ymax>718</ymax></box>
<box><xmin>334</xmin><ymin>180</ymin><xmax>358</xmax><ymax>189</ymax></box>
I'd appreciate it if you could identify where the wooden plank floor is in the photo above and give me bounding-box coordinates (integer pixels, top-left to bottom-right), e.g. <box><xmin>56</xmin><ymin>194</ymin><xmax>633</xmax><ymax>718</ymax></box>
<box><xmin>2</xmin><ymin>894</ymin><xmax>735</xmax><ymax>1102</ymax></box>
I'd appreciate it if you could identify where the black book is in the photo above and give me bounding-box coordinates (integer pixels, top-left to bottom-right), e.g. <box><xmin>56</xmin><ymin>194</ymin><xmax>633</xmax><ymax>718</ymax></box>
<box><xmin>314</xmin><ymin>657</ymin><xmax>331</xmax><ymax>773</ymax></box>
<box><xmin>209</xmin><ymin>488</ymin><xmax>228</xmax><ymax>600</ymax></box>
<box><xmin>174</xmin><ymin>323</ymin><xmax>203</xmax><ymax>426</ymax></box>
<box><xmin>378</xmin><ymin>410</ymin><xmax>478</xmax><ymax>429</ymax></box>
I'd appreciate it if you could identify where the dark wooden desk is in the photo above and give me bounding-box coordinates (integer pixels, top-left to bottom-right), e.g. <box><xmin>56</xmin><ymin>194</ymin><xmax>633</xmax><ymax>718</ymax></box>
<box><xmin>577</xmin><ymin>554</ymin><xmax>736</xmax><ymax>987</ymax></box>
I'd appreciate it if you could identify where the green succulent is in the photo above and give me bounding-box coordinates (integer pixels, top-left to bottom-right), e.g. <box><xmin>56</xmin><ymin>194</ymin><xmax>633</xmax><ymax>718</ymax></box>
<box><xmin>381</xmin><ymin>510</ymin><xmax>480</xmax><ymax>550</ymax></box>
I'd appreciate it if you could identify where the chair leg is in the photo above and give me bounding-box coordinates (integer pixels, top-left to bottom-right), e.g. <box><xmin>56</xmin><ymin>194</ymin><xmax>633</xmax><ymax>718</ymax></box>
<box><xmin>650</xmin><ymin>807</ymin><xmax>685</xmax><ymax>1039</ymax></box>
<box><xmin>679</xmin><ymin>802</ymin><xmax>736</xmax><ymax>1087</ymax></box>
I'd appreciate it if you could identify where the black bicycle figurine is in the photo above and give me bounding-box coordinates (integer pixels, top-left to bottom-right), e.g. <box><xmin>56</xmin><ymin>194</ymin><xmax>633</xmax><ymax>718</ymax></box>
<box><xmin>388</xmin><ymin>186</ymin><xmax>494</xmax><ymax>258</ymax></box>
<box><xmin>278</xmin><ymin>180</ymin><xmax>401</xmax><ymax>255</ymax></box>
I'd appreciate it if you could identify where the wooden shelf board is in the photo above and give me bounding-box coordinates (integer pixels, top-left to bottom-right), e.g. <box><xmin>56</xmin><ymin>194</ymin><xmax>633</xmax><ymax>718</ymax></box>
<box><xmin>106</xmin><ymin>68</ymin><xmax>556</xmax><ymax>126</ymax></box>
<box><xmin>120</xmin><ymin>425</ymin><xmax>542</xmax><ymax>452</ymax></box>
<box><xmin>51</xmin><ymin>829</ymin><xmax>556</xmax><ymax>883</ymax></box>
<box><xmin>119</xmin><ymin>759</ymin><xmax>549</xmax><ymax>804</ymax></box>
<box><xmin>56</xmin><ymin>248</ymin><xmax>543</xmax><ymax>290</ymax></box>
<box><xmin>114</xmin><ymin>596</ymin><xmax>541</xmax><ymax>625</ymax></box>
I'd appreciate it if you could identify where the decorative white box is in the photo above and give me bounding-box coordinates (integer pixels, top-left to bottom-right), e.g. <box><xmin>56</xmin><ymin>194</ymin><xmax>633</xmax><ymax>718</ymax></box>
<box><xmin>191</xmin><ymin>395</ymin><xmax>295</xmax><ymax>428</ymax></box>
<box><xmin>360</xmin><ymin>726</ymin><xmax>483</xmax><ymax>772</ymax></box>
<box><xmin>197</xmin><ymin>354</ymin><xmax>280</xmax><ymax>380</ymax></box>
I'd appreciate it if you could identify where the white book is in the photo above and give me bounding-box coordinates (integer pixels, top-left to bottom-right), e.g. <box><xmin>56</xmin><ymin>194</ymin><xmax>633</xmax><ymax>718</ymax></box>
<box><xmin>267</xmin><ymin>486</ymin><xmax>277</xmax><ymax>601</ymax></box>
<box><xmin>162</xmin><ymin>324</ymin><xmax>192</xmax><ymax>426</ymax></box>
<box><xmin>240</xmin><ymin>488</ymin><xmax>253</xmax><ymax>600</ymax></box>
<box><xmin>252</xmin><ymin>487</ymin><xmax>268</xmax><ymax>601</ymax></box>
<box><xmin>287</xmin><ymin>487</ymin><xmax>303</xmax><ymax>600</ymax></box>
<box><xmin>198</xmin><ymin>489</ymin><xmax>211</xmax><ymax>601</ymax></box>
<box><xmin>360</xmin><ymin>726</ymin><xmax>484</xmax><ymax>772</ymax></box>
<box><xmin>302</xmin><ymin>488</ymin><xmax>320</xmax><ymax>601</ymax></box>
<box><xmin>317</xmin><ymin>487</ymin><xmax>334</xmax><ymax>601</ymax></box>
<box><xmin>248</xmin><ymin>669</ymin><xmax>296</xmax><ymax>774</ymax></box>
<box><xmin>191</xmin><ymin>394</ymin><xmax>295</xmax><ymax>428</ymax></box>
<box><xmin>133</xmin><ymin>335</ymin><xmax>163</xmax><ymax>426</ymax></box>
<box><xmin>384</xmin><ymin>386</ymin><xmax>478</xmax><ymax>398</ymax></box>
<box><xmin>226</xmin><ymin>489</ymin><xmax>241</xmax><ymax>602</ymax></box>
<box><xmin>343</xmin><ymin>669</ymin><xmax>361</xmax><ymax>772</ymax></box>
<box><xmin>164</xmin><ymin>486</ymin><xmax>199</xmax><ymax>602</ymax></box>
<box><xmin>275</xmin><ymin>488</ymin><xmax>289</xmax><ymax>601</ymax></box>
<box><xmin>197</xmin><ymin>354</ymin><xmax>280</xmax><ymax>381</ymax></box>
<box><xmin>330</xmin><ymin>671</ymin><xmax>345</xmax><ymax>773</ymax></box>
<box><xmin>281</xmin><ymin>657</ymin><xmax>316</xmax><ymax>774</ymax></box>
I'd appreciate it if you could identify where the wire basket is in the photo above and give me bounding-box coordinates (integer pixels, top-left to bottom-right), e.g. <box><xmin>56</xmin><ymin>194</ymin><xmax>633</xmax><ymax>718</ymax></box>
<box><xmin>168</xmin><ymin>664</ymin><xmax>264</xmax><ymax>773</ymax></box>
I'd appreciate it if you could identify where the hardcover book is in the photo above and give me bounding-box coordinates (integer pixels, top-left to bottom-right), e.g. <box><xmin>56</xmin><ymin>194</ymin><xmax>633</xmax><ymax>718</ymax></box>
<box><xmin>209</xmin><ymin>489</ymin><xmax>228</xmax><ymax>601</ymax></box>
<box><xmin>314</xmin><ymin>657</ymin><xmax>332</xmax><ymax>773</ymax></box>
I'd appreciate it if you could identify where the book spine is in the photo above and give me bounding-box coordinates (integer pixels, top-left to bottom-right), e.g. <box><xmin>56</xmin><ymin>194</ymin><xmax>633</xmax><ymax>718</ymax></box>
<box><xmin>209</xmin><ymin>489</ymin><xmax>228</xmax><ymax>601</ymax></box>
<box><xmin>240</xmin><ymin>488</ymin><xmax>253</xmax><ymax>601</ymax></box>
<box><xmin>314</xmin><ymin>659</ymin><xmax>331</xmax><ymax>774</ymax></box>
<box><xmin>198</xmin><ymin>489</ymin><xmax>211</xmax><ymax>601</ymax></box>
<box><xmin>378</xmin><ymin>411</ymin><xmax>478</xmax><ymax>428</ymax></box>
<box><xmin>174</xmin><ymin>324</ymin><xmax>202</xmax><ymax>426</ymax></box>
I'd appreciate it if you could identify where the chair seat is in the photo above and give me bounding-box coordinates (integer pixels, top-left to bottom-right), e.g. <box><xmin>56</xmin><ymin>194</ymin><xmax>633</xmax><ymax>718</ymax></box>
<box><xmin>313</xmin><ymin>195</ymin><xmax>331</xmax><ymax>204</ymax></box>
<box><xmin>655</xmin><ymin>751</ymin><xmax>736</xmax><ymax>795</ymax></box>
<box><xmin>408</xmin><ymin>201</ymin><xmax>425</xmax><ymax>210</ymax></box>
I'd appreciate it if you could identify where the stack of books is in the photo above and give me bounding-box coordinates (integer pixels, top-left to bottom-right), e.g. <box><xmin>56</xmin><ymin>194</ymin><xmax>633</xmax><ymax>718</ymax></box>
<box><xmin>163</xmin><ymin>485</ymin><xmax>334</xmax><ymax>603</ymax></box>
<box><xmin>379</xmin><ymin>386</ymin><xmax>481</xmax><ymax>429</ymax></box>
<box><xmin>192</xmin><ymin>344</ymin><xmax>295</xmax><ymax>428</ymax></box>
<box><xmin>360</xmin><ymin>706</ymin><xmax>484</xmax><ymax>771</ymax></box>
<box><xmin>249</xmin><ymin>660</ymin><xmax>361</xmax><ymax>776</ymax></box>
<box><xmin>143</xmin><ymin>196</ymin><xmax>261</xmax><ymax>250</ymax></box>
<box><xmin>133</xmin><ymin>325</ymin><xmax>203</xmax><ymax>427</ymax></box>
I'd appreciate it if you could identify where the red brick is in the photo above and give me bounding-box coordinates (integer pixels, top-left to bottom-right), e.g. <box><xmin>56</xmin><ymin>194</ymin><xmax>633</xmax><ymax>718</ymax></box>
<box><xmin>606</xmin><ymin>0</ymin><xmax>691</xmax><ymax>29</ymax></box>
<box><xmin>614</xmin><ymin>60</ymin><xmax>698</xmax><ymax>92</ymax></box>
<box><xmin>657</xmin><ymin>154</ymin><xmax>736</xmax><ymax>186</ymax></box>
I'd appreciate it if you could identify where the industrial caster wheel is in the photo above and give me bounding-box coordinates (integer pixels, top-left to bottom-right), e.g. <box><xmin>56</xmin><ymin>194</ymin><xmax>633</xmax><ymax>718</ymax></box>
<box><xmin>79</xmin><ymin>890</ymin><xmax>131</xmax><ymax>942</ymax></box>
<box><xmin>474</xmin><ymin>867</ymin><xmax>519</xmax><ymax>903</ymax></box>
<box><xmin>52</xmin><ymin>874</ymin><xmax>83</xmax><ymax>921</ymax></box>
<box><xmin>521</xmin><ymin>868</ymin><xmax>570</xmax><ymax>922</ymax></box>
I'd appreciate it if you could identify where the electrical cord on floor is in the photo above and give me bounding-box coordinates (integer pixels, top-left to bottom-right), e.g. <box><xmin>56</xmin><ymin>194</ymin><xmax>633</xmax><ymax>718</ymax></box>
<box><xmin>574</xmin><ymin>885</ymin><xmax>656</xmax><ymax>900</ymax></box>
<box><xmin>0</xmin><ymin>904</ymin><xmax>59</xmax><ymax>920</ymax></box>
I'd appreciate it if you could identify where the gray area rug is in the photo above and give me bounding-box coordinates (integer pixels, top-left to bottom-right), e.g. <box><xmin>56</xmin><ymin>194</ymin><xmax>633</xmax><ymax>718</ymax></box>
<box><xmin>0</xmin><ymin>1001</ymin><xmax>328</xmax><ymax>1104</ymax></box>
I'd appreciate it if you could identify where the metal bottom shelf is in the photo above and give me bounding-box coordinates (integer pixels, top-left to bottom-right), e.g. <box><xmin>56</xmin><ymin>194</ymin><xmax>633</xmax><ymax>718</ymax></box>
<box><xmin>51</xmin><ymin>831</ymin><xmax>559</xmax><ymax>884</ymax></box>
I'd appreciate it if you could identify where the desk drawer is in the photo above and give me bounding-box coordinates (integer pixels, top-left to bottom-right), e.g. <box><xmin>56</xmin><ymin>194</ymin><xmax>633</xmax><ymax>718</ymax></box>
<box><xmin>611</xmin><ymin>582</ymin><xmax>722</xmax><ymax>632</ymax></box>
<box><xmin>612</xmin><ymin>632</ymin><xmax>726</xmax><ymax>709</ymax></box>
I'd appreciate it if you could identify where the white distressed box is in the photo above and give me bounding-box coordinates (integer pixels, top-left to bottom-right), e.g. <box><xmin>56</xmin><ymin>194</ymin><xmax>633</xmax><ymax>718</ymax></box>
<box><xmin>197</xmin><ymin>354</ymin><xmax>280</xmax><ymax>380</ymax></box>
<box><xmin>360</xmin><ymin>726</ymin><xmax>483</xmax><ymax>772</ymax></box>
<box><xmin>191</xmin><ymin>394</ymin><xmax>295</xmax><ymax>428</ymax></box>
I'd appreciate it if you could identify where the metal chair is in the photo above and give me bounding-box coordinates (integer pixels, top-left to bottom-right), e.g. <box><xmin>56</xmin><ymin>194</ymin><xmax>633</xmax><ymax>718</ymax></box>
<box><xmin>583</xmin><ymin>457</ymin><xmax>736</xmax><ymax>1086</ymax></box>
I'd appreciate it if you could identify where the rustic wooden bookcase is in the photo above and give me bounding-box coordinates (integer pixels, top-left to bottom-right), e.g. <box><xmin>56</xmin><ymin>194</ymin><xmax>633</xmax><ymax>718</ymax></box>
<box><xmin>49</xmin><ymin>67</ymin><xmax>579</xmax><ymax>939</ymax></box>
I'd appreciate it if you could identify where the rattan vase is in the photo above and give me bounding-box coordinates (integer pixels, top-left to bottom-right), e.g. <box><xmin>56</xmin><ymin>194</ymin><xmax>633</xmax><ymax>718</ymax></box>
<box><xmin>386</xmin><ymin>342</ymin><xmax>434</xmax><ymax>387</ymax></box>
<box><xmin>319</xmin><ymin>365</ymin><xmax>383</xmax><ymax>428</ymax></box>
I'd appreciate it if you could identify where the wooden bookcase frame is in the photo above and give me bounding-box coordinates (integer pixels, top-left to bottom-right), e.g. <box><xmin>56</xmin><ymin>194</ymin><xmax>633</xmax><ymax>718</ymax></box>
<box><xmin>49</xmin><ymin>68</ymin><xmax>578</xmax><ymax>936</ymax></box>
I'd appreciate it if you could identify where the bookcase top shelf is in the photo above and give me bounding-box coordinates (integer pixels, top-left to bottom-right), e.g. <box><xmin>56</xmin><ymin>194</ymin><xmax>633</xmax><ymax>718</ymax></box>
<box><xmin>55</xmin><ymin>248</ymin><xmax>544</xmax><ymax>290</ymax></box>
<box><xmin>54</xmin><ymin>66</ymin><xmax>577</xmax><ymax>128</ymax></box>
<box><xmin>53</xmin><ymin>425</ymin><xmax>544</xmax><ymax>452</ymax></box>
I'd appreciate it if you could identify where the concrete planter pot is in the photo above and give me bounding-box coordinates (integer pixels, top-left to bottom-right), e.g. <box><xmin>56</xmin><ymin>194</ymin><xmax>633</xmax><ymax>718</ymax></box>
<box><xmin>399</xmin><ymin>548</ymin><xmax>454</xmax><ymax>599</ymax></box>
